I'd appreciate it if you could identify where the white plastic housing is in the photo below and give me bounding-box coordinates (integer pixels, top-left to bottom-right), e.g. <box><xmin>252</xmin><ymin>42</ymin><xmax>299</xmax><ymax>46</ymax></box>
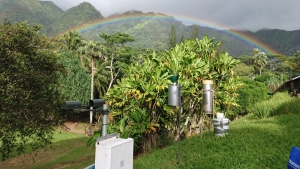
<box><xmin>95</xmin><ymin>137</ymin><xmax>134</xmax><ymax>169</ymax></box>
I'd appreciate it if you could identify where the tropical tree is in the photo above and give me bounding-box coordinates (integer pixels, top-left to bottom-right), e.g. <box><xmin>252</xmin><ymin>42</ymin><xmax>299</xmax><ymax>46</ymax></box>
<box><xmin>94</xmin><ymin>58</ymin><xmax>110</xmax><ymax>97</ymax></box>
<box><xmin>180</xmin><ymin>34</ymin><xmax>185</xmax><ymax>44</ymax></box>
<box><xmin>78</xmin><ymin>40</ymin><xmax>108</xmax><ymax>98</ymax></box>
<box><xmin>105</xmin><ymin>36</ymin><xmax>241</xmax><ymax>153</ymax></box>
<box><xmin>99</xmin><ymin>32</ymin><xmax>135</xmax><ymax>92</ymax></box>
<box><xmin>169</xmin><ymin>24</ymin><xmax>176</xmax><ymax>49</ymax></box>
<box><xmin>252</xmin><ymin>48</ymin><xmax>268</xmax><ymax>75</ymax></box>
<box><xmin>106</xmin><ymin>52</ymin><xmax>170</xmax><ymax>152</ymax></box>
<box><xmin>191</xmin><ymin>25</ymin><xmax>199</xmax><ymax>40</ymax></box>
<box><xmin>0</xmin><ymin>22</ymin><xmax>64</xmax><ymax>160</ymax></box>
<box><xmin>77</xmin><ymin>40</ymin><xmax>109</xmax><ymax>135</ymax></box>
<box><xmin>265</xmin><ymin>74</ymin><xmax>288</xmax><ymax>93</ymax></box>
<box><xmin>60</xmin><ymin>31</ymin><xmax>86</xmax><ymax>51</ymax></box>
<box><xmin>277</xmin><ymin>51</ymin><xmax>300</xmax><ymax>76</ymax></box>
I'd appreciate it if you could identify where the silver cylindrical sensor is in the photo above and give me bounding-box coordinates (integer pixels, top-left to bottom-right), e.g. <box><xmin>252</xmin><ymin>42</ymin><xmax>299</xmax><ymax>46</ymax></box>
<box><xmin>202</xmin><ymin>80</ymin><xmax>213</xmax><ymax>114</ymax></box>
<box><xmin>168</xmin><ymin>84</ymin><xmax>181</xmax><ymax>106</ymax></box>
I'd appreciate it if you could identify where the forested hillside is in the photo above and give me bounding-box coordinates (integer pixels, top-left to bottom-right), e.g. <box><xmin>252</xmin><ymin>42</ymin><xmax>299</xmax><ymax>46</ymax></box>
<box><xmin>255</xmin><ymin>29</ymin><xmax>300</xmax><ymax>56</ymax></box>
<box><xmin>0</xmin><ymin>0</ymin><xmax>62</xmax><ymax>27</ymax></box>
<box><xmin>43</xmin><ymin>2</ymin><xmax>104</xmax><ymax>36</ymax></box>
<box><xmin>0</xmin><ymin>0</ymin><xmax>299</xmax><ymax>56</ymax></box>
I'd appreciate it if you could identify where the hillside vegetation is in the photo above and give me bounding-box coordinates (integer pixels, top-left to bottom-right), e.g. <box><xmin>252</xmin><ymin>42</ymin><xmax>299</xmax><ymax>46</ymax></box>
<box><xmin>0</xmin><ymin>0</ymin><xmax>299</xmax><ymax>56</ymax></box>
<box><xmin>43</xmin><ymin>2</ymin><xmax>104</xmax><ymax>36</ymax></box>
<box><xmin>0</xmin><ymin>0</ymin><xmax>62</xmax><ymax>27</ymax></box>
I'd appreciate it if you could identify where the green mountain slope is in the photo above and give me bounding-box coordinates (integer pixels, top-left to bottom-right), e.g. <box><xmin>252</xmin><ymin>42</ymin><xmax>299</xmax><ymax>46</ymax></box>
<box><xmin>45</xmin><ymin>2</ymin><xmax>104</xmax><ymax>36</ymax></box>
<box><xmin>1</xmin><ymin>1</ymin><xmax>299</xmax><ymax>56</ymax></box>
<box><xmin>80</xmin><ymin>11</ymin><xmax>256</xmax><ymax>56</ymax></box>
<box><xmin>0</xmin><ymin>0</ymin><xmax>61</xmax><ymax>26</ymax></box>
<box><xmin>80</xmin><ymin>9</ymin><xmax>300</xmax><ymax>56</ymax></box>
<box><xmin>39</xmin><ymin>1</ymin><xmax>64</xmax><ymax>20</ymax></box>
<box><xmin>255</xmin><ymin>29</ymin><xmax>300</xmax><ymax>56</ymax></box>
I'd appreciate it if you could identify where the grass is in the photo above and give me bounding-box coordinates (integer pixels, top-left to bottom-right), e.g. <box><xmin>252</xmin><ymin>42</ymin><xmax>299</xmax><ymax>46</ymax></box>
<box><xmin>0</xmin><ymin>130</ymin><xmax>95</xmax><ymax>169</ymax></box>
<box><xmin>1</xmin><ymin>114</ymin><xmax>300</xmax><ymax>168</ymax></box>
<box><xmin>134</xmin><ymin>114</ymin><xmax>300</xmax><ymax>169</ymax></box>
<box><xmin>249</xmin><ymin>92</ymin><xmax>300</xmax><ymax>118</ymax></box>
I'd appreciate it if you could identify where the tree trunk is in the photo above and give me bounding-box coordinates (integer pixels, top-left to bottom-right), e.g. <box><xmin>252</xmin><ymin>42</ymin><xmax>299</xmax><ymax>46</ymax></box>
<box><xmin>260</xmin><ymin>66</ymin><xmax>262</xmax><ymax>75</ymax></box>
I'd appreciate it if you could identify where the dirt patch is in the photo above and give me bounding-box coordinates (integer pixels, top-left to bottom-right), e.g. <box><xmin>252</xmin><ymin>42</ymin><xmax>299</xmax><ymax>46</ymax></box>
<box><xmin>61</xmin><ymin>121</ymin><xmax>100</xmax><ymax>136</ymax></box>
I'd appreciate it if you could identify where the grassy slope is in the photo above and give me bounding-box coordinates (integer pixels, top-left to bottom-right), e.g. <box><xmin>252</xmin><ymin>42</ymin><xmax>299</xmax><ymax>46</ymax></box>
<box><xmin>1</xmin><ymin>114</ymin><xmax>299</xmax><ymax>168</ymax></box>
<box><xmin>134</xmin><ymin>114</ymin><xmax>300</xmax><ymax>169</ymax></box>
<box><xmin>0</xmin><ymin>131</ymin><xmax>95</xmax><ymax>169</ymax></box>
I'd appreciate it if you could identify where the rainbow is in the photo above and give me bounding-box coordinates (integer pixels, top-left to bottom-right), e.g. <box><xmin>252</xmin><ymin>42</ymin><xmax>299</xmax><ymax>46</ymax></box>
<box><xmin>58</xmin><ymin>12</ymin><xmax>281</xmax><ymax>56</ymax></box>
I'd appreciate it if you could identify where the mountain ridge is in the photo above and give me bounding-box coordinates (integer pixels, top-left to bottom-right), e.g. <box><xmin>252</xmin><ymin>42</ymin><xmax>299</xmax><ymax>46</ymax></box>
<box><xmin>43</xmin><ymin>2</ymin><xmax>104</xmax><ymax>36</ymax></box>
<box><xmin>1</xmin><ymin>1</ymin><xmax>299</xmax><ymax>56</ymax></box>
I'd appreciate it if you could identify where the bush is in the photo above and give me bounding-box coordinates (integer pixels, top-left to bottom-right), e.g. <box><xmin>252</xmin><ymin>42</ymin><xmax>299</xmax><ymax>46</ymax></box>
<box><xmin>254</xmin><ymin>72</ymin><xmax>273</xmax><ymax>83</ymax></box>
<box><xmin>248</xmin><ymin>102</ymin><xmax>272</xmax><ymax>119</ymax></box>
<box><xmin>233</xmin><ymin>78</ymin><xmax>269</xmax><ymax>116</ymax></box>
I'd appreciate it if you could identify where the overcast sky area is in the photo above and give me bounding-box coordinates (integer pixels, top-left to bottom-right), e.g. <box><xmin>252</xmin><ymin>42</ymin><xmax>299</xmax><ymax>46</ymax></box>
<box><xmin>47</xmin><ymin>0</ymin><xmax>300</xmax><ymax>32</ymax></box>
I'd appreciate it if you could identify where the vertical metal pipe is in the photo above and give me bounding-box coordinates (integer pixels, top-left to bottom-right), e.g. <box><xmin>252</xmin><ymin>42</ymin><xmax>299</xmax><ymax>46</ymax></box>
<box><xmin>168</xmin><ymin>82</ymin><xmax>181</xmax><ymax>164</ymax></box>
<box><xmin>177</xmin><ymin>105</ymin><xmax>181</xmax><ymax>164</ymax></box>
<box><xmin>102</xmin><ymin>104</ymin><xmax>109</xmax><ymax>137</ymax></box>
<box><xmin>89</xmin><ymin>56</ymin><xmax>94</xmax><ymax>136</ymax></box>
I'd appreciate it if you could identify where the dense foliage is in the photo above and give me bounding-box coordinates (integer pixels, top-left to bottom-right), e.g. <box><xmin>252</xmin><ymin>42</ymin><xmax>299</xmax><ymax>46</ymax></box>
<box><xmin>57</xmin><ymin>51</ymin><xmax>91</xmax><ymax>105</ymax></box>
<box><xmin>105</xmin><ymin>36</ymin><xmax>241</xmax><ymax>153</ymax></box>
<box><xmin>0</xmin><ymin>22</ymin><xmax>63</xmax><ymax>160</ymax></box>
<box><xmin>232</xmin><ymin>78</ymin><xmax>269</xmax><ymax>117</ymax></box>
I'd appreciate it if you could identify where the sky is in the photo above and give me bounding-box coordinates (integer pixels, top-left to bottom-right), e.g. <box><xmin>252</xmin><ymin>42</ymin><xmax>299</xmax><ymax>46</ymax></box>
<box><xmin>47</xmin><ymin>0</ymin><xmax>300</xmax><ymax>32</ymax></box>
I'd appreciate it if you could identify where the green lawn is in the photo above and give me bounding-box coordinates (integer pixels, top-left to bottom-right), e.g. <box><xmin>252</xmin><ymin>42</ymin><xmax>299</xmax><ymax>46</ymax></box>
<box><xmin>134</xmin><ymin>114</ymin><xmax>300</xmax><ymax>169</ymax></box>
<box><xmin>1</xmin><ymin>114</ymin><xmax>299</xmax><ymax>169</ymax></box>
<box><xmin>0</xmin><ymin>130</ymin><xmax>95</xmax><ymax>169</ymax></box>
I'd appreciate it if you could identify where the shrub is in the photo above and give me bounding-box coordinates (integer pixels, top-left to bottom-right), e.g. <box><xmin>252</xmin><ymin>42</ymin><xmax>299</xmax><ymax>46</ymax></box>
<box><xmin>233</xmin><ymin>78</ymin><xmax>269</xmax><ymax>117</ymax></box>
<box><xmin>248</xmin><ymin>102</ymin><xmax>272</xmax><ymax>119</ymax></box>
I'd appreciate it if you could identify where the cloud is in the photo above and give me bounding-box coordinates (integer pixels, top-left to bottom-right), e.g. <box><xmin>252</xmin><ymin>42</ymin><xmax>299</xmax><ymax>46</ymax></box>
<box><xmin>46</xmin><ymin>0</ymin><xmax>300</xmax><ymax>31</ymax></box>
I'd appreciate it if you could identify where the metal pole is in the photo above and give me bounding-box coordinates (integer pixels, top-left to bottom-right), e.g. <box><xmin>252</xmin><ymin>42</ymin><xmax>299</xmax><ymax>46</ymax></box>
<box><xmin>102</xmin><ymin>104</ymin><xmax>109</xmax><ymax>137</ymax></box>
<box><xmin>177</xmin><ymin>105</ymin><xmax>181</xmax><ymax>164</ymax></box>
<box><xmin>168</xmin><ymin>77</ymin><xmax>181</xmax><ymax>164</ymax></box>
<box><xmin>89</xmin><ymin>56</ymin><xmax>94</xmax><ymax>136</ymax></box>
